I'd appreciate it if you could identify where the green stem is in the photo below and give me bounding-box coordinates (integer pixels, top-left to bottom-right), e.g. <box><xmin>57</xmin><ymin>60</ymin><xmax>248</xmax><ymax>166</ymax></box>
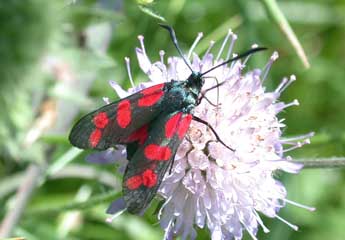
<box><xmin>260</xmin><ymin>0</ymin><xmax>310</xmax><ymax>68</ymax></box>
<box><xmin>27</xmin><ymin>191</ymin><xmax>120</xmax><ymax>215</ymax></box>
<box><xmin>296</xmin><ymin>157</ymin><xmax>345</xmax><ymax>169</ymax></box>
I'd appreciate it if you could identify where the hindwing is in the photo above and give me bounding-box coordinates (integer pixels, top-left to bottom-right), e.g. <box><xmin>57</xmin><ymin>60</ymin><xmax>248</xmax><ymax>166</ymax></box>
<box><xmin>122</xmin><ymin>111</ymin><xmax>192</xmax><ymax>214</ymax></box>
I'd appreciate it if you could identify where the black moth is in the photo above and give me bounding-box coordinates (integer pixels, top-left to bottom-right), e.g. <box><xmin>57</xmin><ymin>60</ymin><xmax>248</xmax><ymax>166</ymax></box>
<box><xmin>69</xmin><ymin>24</ymin><xmax>265</xmax><ymax>214</ymax></box>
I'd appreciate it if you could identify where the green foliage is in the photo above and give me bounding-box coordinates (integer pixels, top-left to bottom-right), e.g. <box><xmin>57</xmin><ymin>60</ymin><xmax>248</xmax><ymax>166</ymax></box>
<box><xmin>0</xmin><ymin>0</ymin><xmax>61</xmax><ymax>160</ymax></box>
<box><xmin>1</xmin><ymin>0</ymin><xmax>345</xmax><ymax>239</ymax></box>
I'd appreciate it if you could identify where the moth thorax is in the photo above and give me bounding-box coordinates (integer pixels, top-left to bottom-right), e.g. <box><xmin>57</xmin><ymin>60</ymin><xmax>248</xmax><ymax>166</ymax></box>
<box><xmin>186</xmin><ymin>72</ymin><xmax>203</xmax><ymax>93</ymax></box>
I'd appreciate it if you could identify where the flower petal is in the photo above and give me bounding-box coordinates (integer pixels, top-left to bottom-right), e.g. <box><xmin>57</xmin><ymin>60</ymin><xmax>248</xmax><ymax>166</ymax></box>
<box><xmin>86</xmin><ymin>147</ymin><xmax>126</xmax><ymax>164</ymax></box>
<box><xmin>106</xmin><ymin>197</ymin><xmax>126</xmax><ymax>214</ymax></box>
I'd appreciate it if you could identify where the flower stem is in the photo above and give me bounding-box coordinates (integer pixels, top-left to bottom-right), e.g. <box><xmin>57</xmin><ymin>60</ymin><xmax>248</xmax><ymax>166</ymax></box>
<box><xmin>296</xmin><ymin>157</ymin><xmax>345</xmax><ymax>169</ymax></box>
<box><xmin>0</xmin><ymin>165</ymin><xmax>43</xmax><ymax>237</ymax></box>
<box><xmin>259</xmin><ymin>0</ymin><xmax>310</xmax><ymax>69</ymax></box>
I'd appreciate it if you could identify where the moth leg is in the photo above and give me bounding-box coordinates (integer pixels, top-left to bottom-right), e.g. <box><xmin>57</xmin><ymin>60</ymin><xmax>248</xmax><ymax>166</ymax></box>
<box><xmin>192</xmin><ymin>115</ymin><xmax>235</xmax><ymax>152</ymax></box>
<box><xmin>168</xmin><ymin>155</ymin><xmax>175</xmax><ymax>174</ymax></box>
<box><xmin>198</xmin><ymin>76</ymin><xmax>225</xmax><ymax>106</ymax></box>
<box><xmin>199</xmin><ymin>95</ymin><xmax>218</xmax><ymax>107</ymax></box>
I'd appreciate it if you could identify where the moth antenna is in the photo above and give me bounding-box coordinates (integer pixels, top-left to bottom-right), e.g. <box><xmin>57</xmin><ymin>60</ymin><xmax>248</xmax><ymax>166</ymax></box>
<box><xmin>201</xmin><ymin>47</ymin><xmax>267</xmax><ymax>77</ymax></box>
<box><xmin>159</xmin><ymin>24</ymin><xmax>194</xmax><ymax>73</ymax></box>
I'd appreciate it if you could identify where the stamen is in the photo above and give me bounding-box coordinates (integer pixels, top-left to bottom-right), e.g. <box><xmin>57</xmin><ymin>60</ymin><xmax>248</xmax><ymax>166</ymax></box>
<box><xmin>137</xmin><ymin>35</ymin><xmax>147</xmax><ymax>56</ymax></box>
<box><xmin>277</xmin><ymin>75</ymin><xmax>296</xmax><ymax>93</ymax></box>
<box><xmin>230</xmin><ymin>53</ymin><xmax>238</xmax><ymax>68</ymax></box>
<box><xmin>125</xmin><ymin>57</ymin><xmax>135</xmax><ymax>88</ymax></box>
<box><xmin>105</xmin><ymin>208</ymin><xmax>126</xmax><ymax>223</ymax></box>
<box><xmin>226</xmin><ymin>33</ymin><xmax>237</xmax><ymax>60</ymax></box>
<box><xmin>286</xmin><ymin>99</ymin><xmax>299</xmax><ymax>108</ymax></box>
<box><xmin>275</xmin><ymin>77</ymin><xmax>288</xmax><ymax>93</ymax></box>
<box><xmin>283</xmin><ymin>139</ymin><xmax>310</xmax><ymax>152</ymax></box>
<box><xmin>275</xmin><ymin>215</ymin><xmax>299</xmax><ymax>231</ymax></box>
<box><xmin>188</xmin><ymin>32</ymin><xmax>203</xmax><ymax>59</ymax></box>
<box><xmin>159</xmin><ymin>50</ymin><xmax>165</xmax><ymax>64</ymax></box>
<box><xmin>276</xmin><ymin>99</ymin><xmax>299</xmax><ymax>112</ymax></box>
<box><xmin>253</xmin><ymin>210</ymin><xmax>270</xmax><ymax>233</ymax></box>
<box><xmin>284</xmin><ymin>199</ymin><xmax>316</xmax><ymax>212</ymax></box>
<box><xmin>237</xmin><ymin>208</ymin><xmax>259</xmax><ymax>240</ymax></box>
<box><xmin>281</xmin><ymin>132</ymin><xmax>315</xmax><ymax>142</ymax></box>
<box><xmin>204</xmin><ymin>41</ymin><xmax>215</xmax><ymax>59</ymax></box>
<box><xmin>245</xmin><ymin>226</ymin><xmax>259</xmax><ymax>240</ymax></box>
<box><xmin>216</xmin><ymin>29</ymin><xmax>232</xmax><ymax>61</ymax></box>
<box><xmin>279</xmin><ymin>118</ymin><xmax>286</xmax><ymax>123</ymax></box>
<box><xmin>243</xmin><ymin>44</ymin><xmax>259</xmax><ymax>65</ymax></box>
<box><xmin>262</xmin><ymin>51</ymin><xmax>279</xmax><ymax>82</ymax></box>
<box><xmin>284</xmin><ymin>146</ymin><xmax>300</xmax><ymax>154</ymax></box>
<box><xmin>282</xmin><ymin>140</ymin><xmax>305</xmax><ymax>146</ymax></box>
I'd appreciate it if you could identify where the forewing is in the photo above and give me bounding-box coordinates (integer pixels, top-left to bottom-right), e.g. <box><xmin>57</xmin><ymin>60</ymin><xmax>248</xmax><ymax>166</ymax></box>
<box><xmin>69</xmin><ymin>83</ymin><xmax>169</xmax><ymax>150</ymax></box>
<box><xmin>122</xmin><ymin>111</ymin><xmax>192</xmax><ymax>214</ymax></box>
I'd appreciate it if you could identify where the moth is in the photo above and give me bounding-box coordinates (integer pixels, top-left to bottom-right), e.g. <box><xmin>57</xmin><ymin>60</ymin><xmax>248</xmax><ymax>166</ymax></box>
<box><xmin>69</xmin><ymin>24</ymin><xmax>265</xmax><ymax>214</ymax></box>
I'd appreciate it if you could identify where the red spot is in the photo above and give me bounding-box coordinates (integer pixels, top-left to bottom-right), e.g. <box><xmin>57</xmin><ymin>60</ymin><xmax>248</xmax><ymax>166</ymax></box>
<box><xmin>138</xmin><ymin>91</ymin><xmax>164</xmax><ymax>107</ymax></box>
<box><xmin>144</xmin><ymin>144</ymin><xmax>171</xmax><ymax>161</ymax></box>
<box><xmin>89</xmin><ymin>129</ymin><xmax>102</xmax><ymax>147</ymax></box>
<box><xmin>142</xmin><ymin>169</ymin><xmax>157</xmax><ymax>188</ymax></box>
<box><xmin>138</xmin><ymin>84</ymin><xmax>164</xmax><ymax>107</ymax></box>
<box><xmin>165</xmin><ymin>112</ymin><xmax>182</xmax><ymax>138</ymax></box>
<box><xmin>93</xmin><ymin>112</ymin><xmax>109</xmax><ymax>129</ymax></box>
<box><xmin>126</xmin><ymin>175</ymin><xmax>143</xmax><ymax>190</ymax></box>
<box><xmin>177</xmin><ymin>114</ymin><xmax>192</xmax><ymax>139</ymax></box>
<box><xmin>117</xmin><ymin>100</ymin><xmax>131</xmax><ymax>128</ymax></box>
<box><xmin>126</xmin><ymin>125</ymin><xmax>148</xmax><ymax>145</ymax></box>
<box><xmin>141</xmin><ymin>83</ymin><xmax>164</xmax><ymax>95</ymax></box>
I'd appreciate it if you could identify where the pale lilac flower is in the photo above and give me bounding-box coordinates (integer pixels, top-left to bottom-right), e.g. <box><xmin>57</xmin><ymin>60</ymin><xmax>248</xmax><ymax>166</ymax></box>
<box><xmin>92</xmin><ymin>30</ymin><xmax>314</xmax><ymax>240</ymax></box>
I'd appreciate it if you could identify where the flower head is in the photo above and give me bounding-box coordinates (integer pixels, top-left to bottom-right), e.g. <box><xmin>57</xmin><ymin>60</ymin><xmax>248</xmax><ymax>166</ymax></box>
<box><xmin>90</xmin><ymin>29</ymin><xmax>314</xmax><ymax>240</ymax></box>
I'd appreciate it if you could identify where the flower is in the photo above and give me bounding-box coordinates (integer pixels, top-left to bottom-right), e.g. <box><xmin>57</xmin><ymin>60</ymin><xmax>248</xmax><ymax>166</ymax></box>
<box><xmin>90</xmin><ymin>29</ymin><xmax>314</xmax><ymax>240</ymax></box>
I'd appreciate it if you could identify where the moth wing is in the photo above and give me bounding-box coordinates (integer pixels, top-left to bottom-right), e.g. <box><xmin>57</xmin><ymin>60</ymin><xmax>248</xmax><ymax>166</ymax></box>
<box><xmin>122</xmin><ymin>111</ymin><xmax>192</xmax><ymax>214</ymax></box>
<box><xmin>69</xmin><ymin>83</ymin><xmax>168</xmax><ymax>150</ymax></box>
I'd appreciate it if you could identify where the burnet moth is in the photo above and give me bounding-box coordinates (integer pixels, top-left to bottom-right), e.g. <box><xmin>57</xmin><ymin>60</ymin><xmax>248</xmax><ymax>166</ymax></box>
<box><xmin>69</xmin><ymin>25</ymin><xmax>266</xmax><ymax>214</ymax></box>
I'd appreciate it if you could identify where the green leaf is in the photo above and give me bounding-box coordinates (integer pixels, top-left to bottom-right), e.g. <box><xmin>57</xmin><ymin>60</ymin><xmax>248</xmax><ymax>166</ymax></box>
<box><xmin>138</xmin><ymin>4</ymin><xmax>166</xmax><ymax>22</ymax></box>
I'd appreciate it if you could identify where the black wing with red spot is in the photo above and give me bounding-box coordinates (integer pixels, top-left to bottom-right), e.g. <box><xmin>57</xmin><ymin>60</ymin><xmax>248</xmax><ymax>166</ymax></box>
<box><xmin>122</xmin><ymin>111</ymin><xmax>192</xmax><ymax>214</ymax></box>
<box><xmin>69</xmin><ymin>83</ymin><xmax>169</xmax><ymax>150</ymax></box>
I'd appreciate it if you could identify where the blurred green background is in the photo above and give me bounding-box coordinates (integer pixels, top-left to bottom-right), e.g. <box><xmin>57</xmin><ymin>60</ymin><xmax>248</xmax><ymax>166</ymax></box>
<box><xmin>0</xmin><ymin>0</ymin><xmax>344</xmax><ymax>239</ymax></box>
